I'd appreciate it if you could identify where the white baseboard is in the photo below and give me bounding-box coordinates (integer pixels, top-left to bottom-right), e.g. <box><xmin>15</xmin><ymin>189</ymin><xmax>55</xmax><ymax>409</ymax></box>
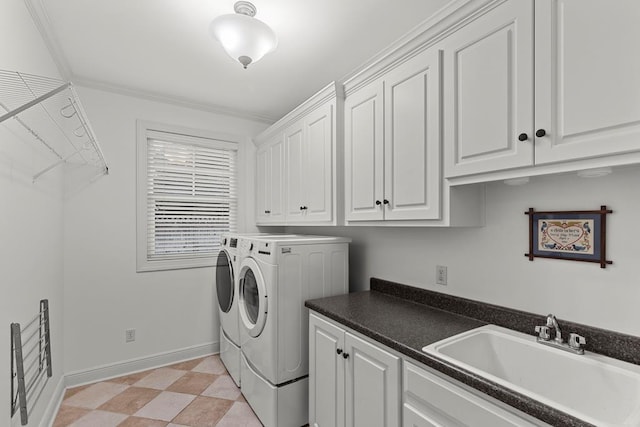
<box><xmin>40</xmin><ymin>376</ymin><xmax>65</xmax><ymax>427</ymax></box>
<box><xmin>64</xmin><ymin>341</ymin><xmax>219</xmax><ymax>388</ymax></box>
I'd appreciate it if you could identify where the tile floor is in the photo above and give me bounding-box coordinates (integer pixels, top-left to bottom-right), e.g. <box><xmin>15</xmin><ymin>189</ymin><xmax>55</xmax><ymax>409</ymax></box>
<box><xmin>53</xmin><ymin>355</ymin><xmax>262</xmax><ymax>426</ymax></box>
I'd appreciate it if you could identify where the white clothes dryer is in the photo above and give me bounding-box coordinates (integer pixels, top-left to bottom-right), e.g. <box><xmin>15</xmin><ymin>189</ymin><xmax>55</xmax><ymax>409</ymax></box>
<box><xmin>216</xmin><ymin>234</ymin><xmax>242</xmax><ymax>385</ymax></box>
<box><xmin>237</xmin><ymin>235</ymin><xmax>350</xmax><ymax>427</ymax></box>
<box><xmin>216</xmin><ymin>233</ymin><xmax>292</xmax><ymax>386</ymax></box>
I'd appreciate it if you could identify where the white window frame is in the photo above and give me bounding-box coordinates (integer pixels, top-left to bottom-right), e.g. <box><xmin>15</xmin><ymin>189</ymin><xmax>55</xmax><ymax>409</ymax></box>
<box><xmin>136</xmin><ymin>120</ymin><xmax>241</xmax><ymax>272</ymax></box>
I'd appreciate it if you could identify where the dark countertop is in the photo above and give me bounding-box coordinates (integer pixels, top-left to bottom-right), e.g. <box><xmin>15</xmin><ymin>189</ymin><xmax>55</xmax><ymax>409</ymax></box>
<box><xmin>305</xmin><ymin>290</ymin><xmax>486</xmax><ymax>355</ymax></box>
<box><xmin>305</xmin><ymin>279</ymin><xmax>606</xmax><ymax>427</ymax></box>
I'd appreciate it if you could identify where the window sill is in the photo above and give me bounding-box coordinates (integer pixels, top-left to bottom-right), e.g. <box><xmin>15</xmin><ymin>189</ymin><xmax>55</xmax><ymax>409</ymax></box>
<box><xmin>136</xmin><ymin>256</ymin><xmax>215</xmax><ymax>273</ymax></box>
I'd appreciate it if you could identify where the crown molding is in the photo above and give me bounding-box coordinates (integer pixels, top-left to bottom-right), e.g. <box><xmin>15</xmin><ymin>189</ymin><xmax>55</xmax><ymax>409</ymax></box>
<box><xmin>341</xmin><ymin>0</ymin><xmax>506</xmax><ymax>96</ymax></box>
<box><xmin>71</xmin><ymin>75</ymin><xmax>276</xmax><ymax>124</ymax></box>
<box><xmin>23</xmin><ymin>0</ymin><xmax>72</xmax><ymax>80</ymax></box>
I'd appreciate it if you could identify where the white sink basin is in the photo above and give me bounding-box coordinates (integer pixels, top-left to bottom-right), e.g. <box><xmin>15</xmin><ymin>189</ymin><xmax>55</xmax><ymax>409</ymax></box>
<box><xmin>423</xmin><ymin>324</ymin><xmax>640</xmax><ymax>426</ymax></box>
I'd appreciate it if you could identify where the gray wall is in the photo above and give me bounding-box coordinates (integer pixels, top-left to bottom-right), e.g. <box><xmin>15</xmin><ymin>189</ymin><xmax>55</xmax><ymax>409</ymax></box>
<box><xmin>286</xmin><ymin>166</ymin><xmax>640</xmax><ymax>336</ymax></box>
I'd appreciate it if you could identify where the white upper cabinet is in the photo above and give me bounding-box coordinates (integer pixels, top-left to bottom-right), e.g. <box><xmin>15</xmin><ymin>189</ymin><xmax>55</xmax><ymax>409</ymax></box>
<box><xmin>285</xmin><ymin>105</ymin><xmax>334</xmax><ymax>224</ymax></box>
<box><xmin>254</xmin><ymin>82</ymin><xmax>341</xmax><ymax>226</ymax></box>
<box><xmin>302</xmin><ymin>104</ymin><xmax>334</xmax><ymax>223</ymax></box>
<box><xmin>384</xmin><ymin>48</ymin><xmax>442</xmax><ymax>221</ymax></box>
<box><xmin>344</xmin><ymin>81</ymin><xmax>384</xmax><ymax>222</ymax></box>
<box><xmin>445</xmin><ymin>0</ymin><xmax>640</xmax><ymax>179</ymax></box>
<box><xmin>284</xmin><ymin>120</ymin><xmax>305</xmax><ymax>221</ymax></box>
<box><xmin>443</xmin><ymin>0</ymin><xmax>534</xmax><ymax>177</ymax></box>
<box><xmin>534</xmin><ymin>0</ymin><xmax>640</xmax><ymax>164</ymax></box>
<box><xmin>345</xmin><ymin>47</ymin><xmax>445</xmax><ymax>223</ymax></box>
<box><xmin>256</xmin><ymin>135</ymin><xmax>285</xmax><ymax>224</ymax></box>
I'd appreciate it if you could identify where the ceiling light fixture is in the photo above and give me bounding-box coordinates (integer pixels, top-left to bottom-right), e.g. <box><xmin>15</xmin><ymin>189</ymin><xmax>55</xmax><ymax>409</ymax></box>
<box><xmin>209</xmin><ymin>1</ymin><xmax>277</xmax><ymax>69</ymax></box>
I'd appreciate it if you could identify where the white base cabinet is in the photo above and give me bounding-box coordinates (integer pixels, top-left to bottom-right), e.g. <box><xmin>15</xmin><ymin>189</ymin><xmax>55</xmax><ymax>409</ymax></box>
<box><xmin>403</xmin><ymin>361</ymin><xmax>545</xmax><ymax>427</ymax></box>
<box><xmin>310</xmin><ymin>312</ymin><xmax>550</xmax><ymax>427</ymax></box>
<box><xmin>309</xmin><ymin>313</ymin><xmax>400</xmax><ymax>427</ymax></box>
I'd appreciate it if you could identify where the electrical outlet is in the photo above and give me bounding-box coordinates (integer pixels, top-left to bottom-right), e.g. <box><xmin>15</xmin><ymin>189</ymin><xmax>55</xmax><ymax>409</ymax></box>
<box><xmin>436</xmin><ymin>265</ymin><xmax>447</xmax><ymax>286</ymax></box>
<box><xmin>125</xmin><ymin>329</ymin><xmax>136</xmax><ymax>343</ymax></box>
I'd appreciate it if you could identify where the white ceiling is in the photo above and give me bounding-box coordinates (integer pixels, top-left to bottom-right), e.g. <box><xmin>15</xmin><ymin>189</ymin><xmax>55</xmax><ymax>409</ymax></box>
<box><xmin>33</xmin><ymin>0</ymin><xmax>451</xmax><ymax>123</ymax></box>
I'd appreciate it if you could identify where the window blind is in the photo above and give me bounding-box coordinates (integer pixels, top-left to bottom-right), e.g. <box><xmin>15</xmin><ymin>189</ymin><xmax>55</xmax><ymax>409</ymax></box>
<box><xmin>145</xmin><ymin>135</ymin><xmax>237</xmax><ymax>261</ymax></box>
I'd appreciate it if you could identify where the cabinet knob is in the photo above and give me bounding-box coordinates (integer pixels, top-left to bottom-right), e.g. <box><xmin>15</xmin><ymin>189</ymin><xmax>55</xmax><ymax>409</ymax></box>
<box><xmin>536</xmin><ymin>129</ymin><xmax>547</xmax><ymax>138</ymax></box>
<box><xmin>383</xmin><ymin>199</ymin><xmax>389</xmax><ymax>205</ymax></box>
<box><xmin>300</xmin><ymin>206</ymin><xmax>304</xmax><ymax>211</ymax></box>
<box><xmin>336</xmin><ymin>348</ymin><xmax>343</xmax><ymax>355</ymax></box>
<box><xmin>264</xmin><ymin>210</ymin><xmax>271</xmax><ymax>214</ymax></box>
<box><xmin>518</xmin><ymin>133</ymin><xmax>529</xmax><ymax>142</ymax></box>
<box><xmin>342</xmin><ymin>352</ymin><xmax>349</xmax><ymax>359</ymax></box>
<box><xmin>375</xmin><ymin>200</ymin><xmax>381</xmax><ymax>206</ymax></box>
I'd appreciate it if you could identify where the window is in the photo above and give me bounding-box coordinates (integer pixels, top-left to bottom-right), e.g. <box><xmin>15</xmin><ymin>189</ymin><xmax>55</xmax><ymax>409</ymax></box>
<box><xmin>136</xmin><ymin>122</ymin><xmax>239</xmax><ymax>271</ymax></box>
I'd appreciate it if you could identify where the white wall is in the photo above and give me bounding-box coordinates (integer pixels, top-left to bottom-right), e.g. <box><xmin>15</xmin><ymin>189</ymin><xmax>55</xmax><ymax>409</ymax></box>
<box><xmin>62</xmin><ymin>87</ymin><xmax>268</xmax><ymax>377</ymax></box>
<box><xmin>287</xmin><ymin>166</ymin><xmax>640</xmax><ymax>337</ymax></box>
<box><xmin>1</xmin><ymin>0</ymin><xmax>66</xmax><ymax>425</ymax></box>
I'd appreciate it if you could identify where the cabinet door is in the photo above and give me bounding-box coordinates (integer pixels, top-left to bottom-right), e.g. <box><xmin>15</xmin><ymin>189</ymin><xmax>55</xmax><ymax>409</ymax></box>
<box><xmin>535</xmin><ymin>0</ymin><xmax>640</xmax><ymax>164</ymax></box>
<box><xmin>304</xmin><ymin>103</ymin><xmax>334</xmax><ymax>223</ymax></box>
<box><xmin>256</xmin><ymin>145</ymin><xmax>270</xmax><ymax>224</ymax></box>
<box><xmin>285</xmin><ymin>121</ymin><xmax>305</xmax><ymax>221</ymax></box>
<box><xmin>309</xmin><ymin>314</ymin><xmax>345</xmax><ymax>427</ymax></box>
<box><xmin>443</xmin><ymin>0</ymin><xmax>534</xmax><ymax>177</ymax></box>
<box><xmin>384</xmin><ymin>47</ymin><xmax>442</xmax><ymax>220</ymax></box>
<box><xmin>345</xmin><ymin>332</ymin><xmax>400</xmax><ymax>427</ymax></box>
<box><xmin>268</xmin><ymin>138</ymin><xmax>285</xmax><ymax>222</ymax></box>
<box><xmin>344</xmin><ymin>81</ymin><xmax>384</xmax><ymax>221</ymax></box>
<box><xmin>256</xmin><ymin>137</ymin><xmax>285</xmax><ymax>224</ymax></box>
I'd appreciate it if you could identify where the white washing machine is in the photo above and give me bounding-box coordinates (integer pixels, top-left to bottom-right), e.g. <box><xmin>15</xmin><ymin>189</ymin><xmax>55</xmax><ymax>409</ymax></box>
<box><xmin>237</xmin><ymin>235</ymin><xmax>350</xmax><ymax>427</ymax></box>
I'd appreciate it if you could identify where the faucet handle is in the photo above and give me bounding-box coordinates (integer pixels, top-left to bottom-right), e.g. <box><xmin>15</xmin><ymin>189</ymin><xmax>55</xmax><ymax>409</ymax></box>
<box><xmin>569</xmin><ymin>333</ymin><xmax>586</xmax><ymax>350</ymax></box>
<box><xmin>535</xmin><ymin>325</ymin><xmax>551</xmax><ymax>341</ymax></box>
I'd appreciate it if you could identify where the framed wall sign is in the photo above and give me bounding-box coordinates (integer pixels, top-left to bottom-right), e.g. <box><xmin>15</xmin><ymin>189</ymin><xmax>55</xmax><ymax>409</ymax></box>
<box><xmin>525</xmin><ymin>206</ymin><xmax>612</xmax><ymax>268</ymax></box>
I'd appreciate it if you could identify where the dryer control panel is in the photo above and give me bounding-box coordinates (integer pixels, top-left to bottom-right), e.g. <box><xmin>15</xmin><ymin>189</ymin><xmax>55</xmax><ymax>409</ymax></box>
<box><xmin>238</xmin><ymin>239</ymin><xmax>277</xmax><ymax>262</ymax></box>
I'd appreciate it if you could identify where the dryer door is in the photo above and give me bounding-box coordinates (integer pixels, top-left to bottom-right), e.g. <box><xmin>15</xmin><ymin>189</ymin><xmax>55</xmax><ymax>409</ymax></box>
<box><xmin>215</xmin><ymin>249</ymin><xmax>234</xmax><ymax>313</ymax></box>
<box><xmin>238</xmin><ymin>257</ymin><xmax>268</xmax><ymax>337</ymax></box>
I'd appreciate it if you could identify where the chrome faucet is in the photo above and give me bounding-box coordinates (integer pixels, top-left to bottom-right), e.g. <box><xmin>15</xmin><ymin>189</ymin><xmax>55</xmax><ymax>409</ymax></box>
<box><xmin>546</xmin><ymin>314</ymin><xmax>563</xmax><ymax>344</ymax></box>
<box><xmin>534</xmin><ymin>313</ymin><xmax>586</xmax><ymax>355</ymax></box>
